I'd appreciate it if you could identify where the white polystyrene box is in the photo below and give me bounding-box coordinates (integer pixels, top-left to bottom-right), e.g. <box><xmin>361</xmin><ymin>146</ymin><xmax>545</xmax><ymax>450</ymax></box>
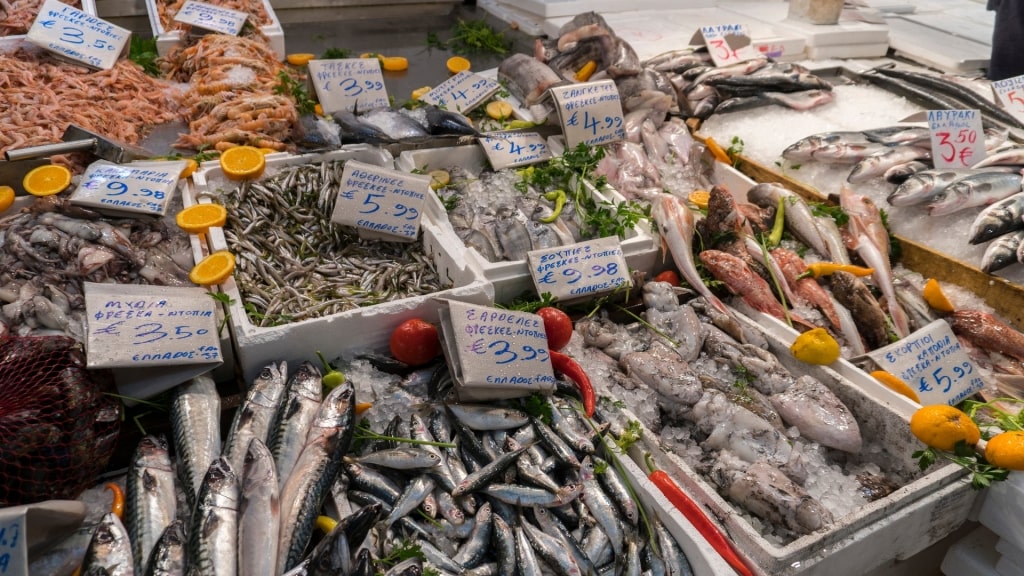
<box><xmin>145</xmin><ymin>0</ymin><xmax>285</xmax><ymax>60</ymax></box>
<box><xmin>395</xmin><ymin>144</ymin><xmax>659</xmax><ymax>304</ymax></box>
<box><xmin>941</xmin><ymin>526</ymin><xmax>1002</xmax><ymax>576</ymax></box>
<box><xmin>978</xmin><ymin>472</ymin><xmax>1024</xmax><ymax>552</ymax></box>
<box><xmin>189</xmin><ymin>146</ymin><xmax>494</xmax><ymax>384</ymax></box>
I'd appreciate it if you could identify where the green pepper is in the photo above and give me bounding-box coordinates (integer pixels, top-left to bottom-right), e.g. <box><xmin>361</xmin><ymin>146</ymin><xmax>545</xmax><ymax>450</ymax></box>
<box><xmin>767</xmin><ymin>195</ymin><xmax>786</xmax><ymax>248</ymax></box>
<box><xmin>541</xmin><ymin>190</ymin><xmax>566</xmax><ymax>223</ymax></box>
<box><xmin>316</xmin><ymin>350</ymin><xmax>345</xmax><ymax>389</ymax></box>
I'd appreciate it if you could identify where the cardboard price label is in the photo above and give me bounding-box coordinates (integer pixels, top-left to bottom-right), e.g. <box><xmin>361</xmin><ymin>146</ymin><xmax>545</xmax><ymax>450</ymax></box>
<box><xmin>71</xmin><ymin>160</ymin><xmax>185</xmax><ymax>217</ymax></box>
<box><xmin>866</xmin><ymin>320</ymin><xmax>984</xmax><ymax>406</ymax></box>
<box><xmin>927</xmin><ymin>109</ymin><xmax>986</xmax><ymax>169</ymax></box>
<box><xmin>85</xmin><ymin>283</ymin><xmax>222</xmax><ymax>369</ymax></box>
<box><xmin>548</xmin><ymin>80</ymin><xmax>625</xmax><ymax>148</ymax></box>
<box><xmin>172</xmin><ymin>0</ymin><xmax>248</xmax><ymax>36</ymax></box>
<box><xmin>527</xmin><ymin>237</ymin><xmax>630</xmax><ymax>302</ymax></box>
<box><xmin>992</xmin><ymin>74</ymin><xmax>1024</xmax><ymax>126</ymax></box>
<box><xmin>438</xmin><ymin>300</ymin><xmax>556</xmax><ymax>401</ymax></box>
<box><xmin>691</xmin><ymin>24</ymin><xmax>758</xmax><ymax>67</ymax></box>
<box><xmin>478</xmin><ymin>132</ymin><xmax>551</xmax><ymax>170</ymax></box>
<box><xmin>419</xmin><ymin>71</ymin><xmax>500</xmax><ymax>114</ymax></box>
<box><xmin>309</xmin><ymin>58</ymin><xmax>389</xmax><ymax>114</ymax></box>
<box><xmin>0</xmin><ymin>509</ymin><xmax>26</xmax><ymax>576</ymax></box>
<box><xmin>331</xmin><ymin>160</ymin><xmax>430</xmax><ymax>241</ymax></box>
<box><xmin>26</xmin><ymin>0</ymin><xmax>130</xmax><ymax>70</ymax></box>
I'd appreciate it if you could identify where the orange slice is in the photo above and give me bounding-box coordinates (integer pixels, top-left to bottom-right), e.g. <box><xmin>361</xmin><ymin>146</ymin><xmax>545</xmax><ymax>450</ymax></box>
<box><xmin>704</xmin><ymin>137</ymin><xmax>731</xmax><ymax>164</ymax></box>
<box><xmin>688</xmin><ymin>190</ymin><xmax>710</xmax><ymax>210</ymax></box>
<box><xmin>0</xmin><ymin>186</ymin><xmax>15</xmax><ymax>213</ymax></box>
<box><xmin>219</xmin><ymin>146</ymin><xmax>266</xmax><ymax>181</ymax></box>
<box><xmin>286</xmin><ymin>53</ymin><xmax>316</xmax><ymax>66</ymax></box>
<box><xmin>411</xmin><ymin>86</ymin><xmax>432</xmax><ymax>101</ymax></box>
<box><xmin>314</xmin><ymin>103</ymin><xmax>324</xmax><ymax>116</ymax></box>
<box><xmin>922</xmin><ymin>278</ymin><xmax>954</xmax><ymax>313</ymax></box>
<box><xmin>869</xmin><ymin>370</ymin><xmax>920</xmax><ymax>403</ymax></box>
<box><xmin>446</xmin><ymin>56</ymin><xmax>471</xmax><ymax>74</ymax></box>
<box><xmin>381</xmin><ymin>56</ymin><xmax>409</xmax><ymax>71</ymax></box>
<box><xmin>23</xmin><ymin>165</ymin><xmax>72</xmax><ymax>196</ymax></box>
<box><xmin>189</xmin><ymin>251</ymin><xmax>236</xmax><ymax>286</ymax></box>
<box><xmin>179</xmin><ymin>158</ymin><xmax>199</xmax><ymax>179</ymax></box>
<box><xmin>176</xmin><ymin>203</ymin><xmax>227</xmax><ymax>234</ymax></box>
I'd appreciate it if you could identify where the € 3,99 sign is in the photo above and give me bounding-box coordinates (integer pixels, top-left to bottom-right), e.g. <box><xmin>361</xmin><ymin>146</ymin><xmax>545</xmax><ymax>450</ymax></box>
<box><xmin>27</xmin><ymin>0</ymin><xmax>130</xmax><ymax>70</ymax></box>
<box><xmin>927</xmin><ymin>109</ymin><xmax>985</xmax><ymax>169</ymax></box>
<box><xmin>308</xmin><ymin>58</ymin><xmax>389</xmax><ymax>115</ymax></box>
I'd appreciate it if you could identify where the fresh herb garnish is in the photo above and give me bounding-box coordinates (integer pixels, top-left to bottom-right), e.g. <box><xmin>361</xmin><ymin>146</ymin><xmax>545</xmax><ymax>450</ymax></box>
<box><xmin>521</xmin><ymin>393</ymin><xmax>553</xmax><ymax>425</ymax></box>
<box><xmin>207</xmin><ymin>292</ymin><xmax>235</xmax><ymax>337</ymax></box>
<box><xmin>129</xmin><ymin>36</ymin><xmax>160</xmax><ymax>77</ymax></box>
<box><xmin>726</xmin><ymin>136</ymin><xmax>744</xmax><ymax>167</ymax></box>
<box><xmin>913</xmin><ymin>443</ymin><xmax>1009</xmax><ymax>490</ymax></box>
<box><xmin>810</xmin><ymin>201</ymin><xmax>849</xmax><ymax>227</ymax></box>
<box><xmin>497</xmin><ymin>291</ymin><xmax>557</xmax><ymax>313</ymax></box>
<box><xmin>615</xmin><ymin>420</ymin><xmax>644</xmax><ymax>452</ymax></box>
<box><xmin>273</xmin><ymin>71</ymin><xmax>316</xmax><ymax>115</ymax></box>
<box><xmin>321</xmin><ymin>47</ymin><xmax>352</xmax><ymax>59</ymax></box>
<box><xmin>426</xmin><ymin>19</ymin><xmax>512</xmax><ymax>56</ymax></box>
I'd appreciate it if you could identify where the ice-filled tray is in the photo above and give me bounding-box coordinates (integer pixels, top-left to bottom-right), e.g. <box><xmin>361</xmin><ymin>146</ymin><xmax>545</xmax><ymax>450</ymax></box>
<box><xmin>395</xmin><ymin>144</ymin><xmax>659</xmax><ymax>304</ymax></box>
<box><xmin>189</xmin><ymin>146</ymin><xmax>493</xmax><ymax>382</ymax></box>
<box><xmin>145</xmin><ymin>0</ymin><xmax>285</xmax><ymax>59</ymax></box>
<box><xmin>621</xmin><ymin>312</ymin><xmax>977</xmax><ymax>576</ymax></box>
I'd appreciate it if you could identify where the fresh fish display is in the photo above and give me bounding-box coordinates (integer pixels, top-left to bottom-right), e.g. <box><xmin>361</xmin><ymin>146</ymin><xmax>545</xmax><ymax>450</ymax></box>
<box><xmin>715</xmin><ymin>89</ymin><xmax>835</xmax><ymax>114</ymax></box>
<box><xmin>331</xmin><ymin>109</ymin><xmax>395</xmax><ymax>145</ymax></box>
<box><xmin>222</xmin><ymin>361</ymin><xmax>289</xmax><ymax>475</ymax></box>
<box><xmin>981</xmin><ymin>230</ymin><xmax>1024</xmax><ymax>273</ymax></box>
<box><xmin>971</xmin><ymin>146</ymin><xmax>1024</xmax><ymax>169</ymax></box>
<box><xmin>829</xmin><ymin>271</ymin><xmax>890</xmax><ymax>350</ymax></box>
<box><xmin>145</xmin><ymin>519</ymin><xmax>187</xmax><ymax>576</ymax></box>
<box><xmin>498</xmin><ymin>53</ymin><xmax>564</xmax><ymax>107</ymax></box>
<box><xmin>270</xmin><ymin>361</ymin><xmax>324</xmax><ymax>489</ymax></box>
<box><xmin>360</xmin><ymin>108</ymin><xmax>431</xmax><ymax>141</ymax></box>
<box><xmin>652</xmin><ymin>195</ymin><xmax>732</xmax><ymax>315</ymax></box>
<box><xmin>950</xmin><ymin>310</ymin><xmax>1024</xmax><ymax>362</ymax></box>
<box><xmin>748</xmin><ymin>183</ymin><xmax>849</xmax><ymax>264</ymax></box>
<box><xmin>847</xmin><ymin>146</ymin><xmax>931</xmax><ymax>183</ymax></box>
<box><xmin>170</xmin><ymin>374</ymin><xmax>222</xmax><ymax>511</ymax></box>
<box><xmin>862</xmin><ymin>71</ymin><xmax>1009</xmax><ymax>132</ymax></box>
<box><xmin>887</xmin><ymin>169</ymin><xmax>978</xmax><ymax>207</ymax></box>
<box><xmin>218</xmin><ymin>159</ymin><xmax>448</xmax><ymax>326</ymax></box>
<box><xmin>925</xmin><ymin>171</ymin><xmax>1023</xmax><ymax>216</ymax></box>
<box><xmin>239</xmin><ymin>439</ymin><xmax>279</xmax><ymax>576</ymax></box>
<box><xmin>80</xmin><ymin>513</ymin><xmax>134</xmax><ymax>576</ymax></box>
<box><xmin>189</xmin><ymin>457</ymin><xmax>239</xmax><ymax>576</ymax></box>
<box><xmin>969</xmin><ymin>192</ymin><xmax>1024</xmax><ymax>244</ymax></box>
<box><xmin>125</xmin><ymin>435</ymin><xmax>177</xmax><ymax>575</ymax></box>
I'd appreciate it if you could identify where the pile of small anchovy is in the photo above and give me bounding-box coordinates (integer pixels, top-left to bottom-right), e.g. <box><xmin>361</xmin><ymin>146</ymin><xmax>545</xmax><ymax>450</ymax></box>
<box><xmin>218</xmin><ymin>160</ymin><xmax>448</xmax><ymax>327</ymax></box>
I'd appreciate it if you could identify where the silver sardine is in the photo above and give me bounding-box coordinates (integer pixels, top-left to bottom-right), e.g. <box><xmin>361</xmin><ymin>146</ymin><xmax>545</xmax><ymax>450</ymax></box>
<box><xmin>171</xmin><ymin>374</ymin><xmax>221</xmax><ymax>510</ymax></box>
<box><xmin>126</xmin><ymin>435</ymin><xmax>177</xmax><ymax>575</ymax></box>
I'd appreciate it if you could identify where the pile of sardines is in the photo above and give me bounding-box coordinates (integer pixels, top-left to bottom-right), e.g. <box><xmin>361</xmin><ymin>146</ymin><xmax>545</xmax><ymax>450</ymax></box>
<box><xmin>79</xmin><ymin>364</ymin><xmax>695</xmax><ymax>575</ymax></box>
<box><xmin>219</xmin><ymin>159</ymin><xmax>448</xmax><ymax>326</ymax></box>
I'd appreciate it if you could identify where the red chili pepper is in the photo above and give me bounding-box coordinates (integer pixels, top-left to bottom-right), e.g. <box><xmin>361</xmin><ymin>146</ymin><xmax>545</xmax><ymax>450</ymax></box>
<box><xmin>549</xmin><ymin>350</ymin><xmax>595</xmax><ymax>417</ymax></box>
<box><xmin>645</xmin><ymin>453</ymin><xmax>754</xmax><ymax>576</ymax></box>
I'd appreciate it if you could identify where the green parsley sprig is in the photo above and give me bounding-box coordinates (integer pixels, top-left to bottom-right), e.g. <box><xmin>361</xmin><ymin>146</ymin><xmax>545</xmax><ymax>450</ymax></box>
<box><xmin>273</xmin><ymin>71</ymin><xmax>316</xmax><ymax>115</ymax></box>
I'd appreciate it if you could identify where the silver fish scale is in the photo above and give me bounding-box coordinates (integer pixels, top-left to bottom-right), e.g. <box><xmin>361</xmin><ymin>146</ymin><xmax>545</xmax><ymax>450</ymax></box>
<box><xmin>125</xmin><ymin>435</ymin><xmax>177</xmax><ymax>575</ymax></box>
<box><xmin>218</xmin><ymin>160</ymin><xmax>447</xmax><ymax>327</ymax></box>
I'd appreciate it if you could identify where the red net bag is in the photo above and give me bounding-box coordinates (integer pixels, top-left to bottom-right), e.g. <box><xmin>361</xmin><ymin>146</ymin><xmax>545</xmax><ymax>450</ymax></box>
<box><xmin>0</xmin><ymin>335</ymin><xmax>122</xmax><ymax>506</ymax></box>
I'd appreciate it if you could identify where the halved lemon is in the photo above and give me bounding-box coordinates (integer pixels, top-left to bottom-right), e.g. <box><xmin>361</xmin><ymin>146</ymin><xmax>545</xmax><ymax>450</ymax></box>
<box><xmin>446</xmin><ymin>56</ymin><xmax>471</xmax><ymax>74</ymax></box>
<box><xmin>176</xmin><ymin>203</ymin><xmax>227</xmax><ymax>234</ymax></box>
<box><xmin>923</xmin><ymin>278</ymin><xmax>954</xmax><ymax>313</ymax></box>
<box><xmin>189</xmin><ymin>251</ymin><xmax>236</xmax><ymax>286</ymax></box>
<box><xmin>486</xmin><ymin>101</ymin><xmax>513</xmax><ymax>120</ymax></box>
<box><xmin>688</xmin><ymin>190</ymin><xmax>710</xmax><ymax>210</ymax></box>
<box><xmin>381</xmin><ymin>56</ymin><xmax>409</xmax><ymax>71</ymax></box>
<box><xmin>23</xmin><ymin>165</ymin><xmax>72</xmax><ymax>196</ymax></box>
<box><xmin>286</xmin><ymin>53</ymin><xmax>316</xmax><ymax>66</ymax></box>
<box><xmin>219</xmin><ymin>146</ymin><xmax>266</xmax><ymax>181</ymax></box>
<box><xmin>0</xmin><ymin>185</ymin><xmax>15</xmax><ymax>214</ymax></box>
<box><xmin>429</xmin><ymin>169</ymin><xmax>451</xmax><ymax>190</ymax></box>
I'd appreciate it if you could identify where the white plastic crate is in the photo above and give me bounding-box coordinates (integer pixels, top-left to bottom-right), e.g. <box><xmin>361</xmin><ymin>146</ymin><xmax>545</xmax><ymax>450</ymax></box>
<box><xmin>189</xmin><ymin>146</ymin><xmax>494</xmax><ymax>383</ymax></box>
<box><xmin>395</xmin><ymin>144</ymin><xmax>660</xmax><ymax>304</ymax></box>
<box><xmin>145</xmin><ymin>0</ymin><xmax>284</xmax><ymax>59</ymax></box>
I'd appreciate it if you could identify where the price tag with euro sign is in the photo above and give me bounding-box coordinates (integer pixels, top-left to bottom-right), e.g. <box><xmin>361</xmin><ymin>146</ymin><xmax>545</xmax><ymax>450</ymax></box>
<box><xmin>548</xmin><ymin>80</ymin><xmax>625</xmax><ymax>148</ymax></box>
<box><xmin>27</xmin><ymin>0</ymin><xmax>130</xmax><ymax>70</ymax></box>
<box><xmin>866</xmin><ymin>319</ymin><xmax>984</xmax><ymax>406</ymax></box>
<box><xmin>309</xmin><ymin>58</ymin><xmax>389</xmax><ymax>114</ymax></box>
<box><xmin>419</xmin><ymin>71</ymin><xmax>500</xmax><ymax>114</ymax></box>
<box><xmin>991</xmin><ymin>74</ymin><xmax>1024</xmax><ymax>126</ymax></box>
<box><xmin>331</xmin><ymin>160</ymin><xmax>430</xmax><ymax>241</ymax></box>
<box><xmin>437</xmin><ymin>300</ymin><xmax>556</xmax><ymax>402</ymax></box>
<box><xmin>478</xmin><ymin>132</ymin><xmax>552</xmax><ymax>170</ymax></box>
<box><xmin>690</xmin><ymin>24</ymin><xmax>759</xmax><ymax>67</ymax></box>
<box><xmin>527</xmin><ymin>236</ymin><xmax>631</xmax><ymax>303</ymax></box>
<box><xmin>71</xmin><ymin>159</ymin><xmax>186</xmax><ymax>217</ymax></box>
<box><xmin>927</xmin><ymin>109</ymin><xmax>986</xmax><ymax>169</ymax></box>
<box><xmin>0</xmin><ymin>508</ymin><xmax>26</xmax><ymax>576</ymax></box>
<box><xmin>172</xmin><ymin>0</ymin><xmax>248</xmax><ymax>36</ymax></box>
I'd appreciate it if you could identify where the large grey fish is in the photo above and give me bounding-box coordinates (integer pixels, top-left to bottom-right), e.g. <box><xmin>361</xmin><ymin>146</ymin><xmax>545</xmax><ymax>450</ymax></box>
<box><xmin>239</xmin><ymin>439</ymin><xmax>279</xmax><ymax>576</ymax></box>
<box><xmin>862</xmin><ymin>125</ymin><xmax>932</xmax><ymax>146</ymax></box>
<box><xmin>360</xmin><ymin>108</ymin><xmax>430</xmax><ymax>140</ymax></box>
<box><xmin>424</xmin><ymin>105</ymin><xmax>481</xmax><ymax>137</ymax></box>
<box><xmin>498</xmin><ymin>53</ymin><xmax>564</xmax><ymax>106</ymax></box>
<box><xmin>972</xmin><ymin>146</ymin><xmax>1024</xmax><ymax>168</ymax></box>
<box><xmin>330</xmin><ymin>109</ymin><xmax>395</xmax><ymax>145</ymax></box>
<box><xmin>782</xmin><ymin>131</ymin><xmax>871</xmax><ymax>161</ymax></box>
<box><xmin>269</xmin><ymin>361</ymin><xmax>323</xmax><ymax>489</ymax></box>
<box><xmin>277</xmin><ymin>380</ymin><xmax>356</xmax><ymax>574</ymax></box>
<box><xmin>188</xmin><ymin>457</ymin><xmax>239</xmax><ymax>576</ymax></box>
<box><xmin>170</xmin><ymin>374</ymin><xmax>221</xmax><ymax>510</ymax></box>
<box><xmin>981</xmin><ymin>229</ymin><xmax>1024</xmax><ymax>273</ymax></box>
<box><xmin>144</xmin><ymin>519</ymin><xmax>186</xmax><ymax>576</ymax></box>
<box><xmin>847</xmin><ymin>145</ymin><xmax>931</xmax><ymax>183</ymax></box>
<box><xmin>223</xmin><ymin>361</ymin><xmax>288</xmax><ymax>475</ymax></box>
<box><xmin>969</xmin><ymin>192</ymin><xmax>1024</xmax><ymax>244</ymax></box>
<box><xmin>883</xmin><ymin>160</ymin><xmax>930</xmax><ymax>184</ymax></box>
<box><xmin>705</xmin><ymin>72</ymin><xmax>832</xmax><ymax>98</ymax></box>
<box><xmin>809</xmin><ymin>142</ymin><xmax>890</xmax><ymax>164</ymax></box>
<box><xmin>81</xmin><ymin>513</ymin><xmax>133</xmax><ymax>576</ymax></box>
<box><xmin>495</xmin><ymin>210</ymin><xmax>532</xmax><ymax>261</ymax></box>
<box><xmin>578</xmin><ymin>456</ymin><xmax>624</xmax><ymax>556</ymax></box>
<box><xmin>715</xmin><ymin>89</ymin><xmax>834</xmax><ymax>113</ymax></box>
<box><xmin>887</xmin><ymin>169</ymin><xmax>977</xmax><ymax>207</ymax></box>
<box><xmin>926</xmin><ymin>172</ymin><xmax>1024</xmax><ymax>216</ymax></box>
<box><xmin>125</xmin><ymin>435</ymin><xmax>177</xmax><ymax>575</ymax></box>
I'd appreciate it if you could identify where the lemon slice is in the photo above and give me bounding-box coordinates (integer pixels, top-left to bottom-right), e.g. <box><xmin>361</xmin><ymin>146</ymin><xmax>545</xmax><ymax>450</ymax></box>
<box><xmin>176</xmin><ymin>203</ymin><xmax>227</xmax><ymax>234</ymax></box>
<box><xmin>687</xmin><ymin>190</ymin><xmax>710</xmax><ymax>210</ymax></box>
<box><xmin>790</xmin><ymin>327</ymin><xmax>840</xmax><ymax>365</ymax></box>
<box><xmin>220</xmin><ymin>146</ymin><xmax>266</xmax><ymax>181</ymax></box>
<box><xmin>869</xmin><ymin>370</ymin><xmax>920</xmax><ymax>403</ymax></box>
<box><xmin>446</xmin><ymin>56</ymin><xmax>471</xmax><ymax>74</ymax></box>
<box><xmin>411</xmin><ymin>86</ymin><xmax>432</xmax><ymax>101</ymax></box>
<box><xmin>0</xmin><ymin>186</ymin><xmax>15</xmax><ymax>214</ymax></box>
<box><xmin>429</xmin><ymin>170</ymin><xmax>451</xmax><ymax>190</ymax></box>
<box><xmin>486</xmin><ymin>101</ymin><xmax>513</xmax><ymax>120</ymax></box>
<box><xmin>286</xmin><ymin>53</ymin><xmax>316</xmax><ymax>66</ymax></box>
<box><xmin>189</xmin><ymin>251</ymin><xmax>236</xmax><ymax>286</ymax></box>
<box><xmin>314</xmin><ymin>103</ymin><xmax>324</xmax><ymax>116</ymax></box>
<box><xmin>381</xmin><ymin>56</ymin><xmax>409</xmax><ymax>71</ymax></box>
<box><xmin>704</xmin><ymin>137</ymin><xmax>731</xmax><ymax>164</ymax></box>
<box><xmin>23</xmin><ymin>165</ymin><xmax>72</xmax><ymax>196</ymax></box>
<box><xmin>179</xmin><ymin>158</ymin><xmax>199</xmax><ymax>179</ymax></box>
<box><xmin>922</xmin><ymin>278</ymin><xmax>954</xmax><ymax>313</ymax></box>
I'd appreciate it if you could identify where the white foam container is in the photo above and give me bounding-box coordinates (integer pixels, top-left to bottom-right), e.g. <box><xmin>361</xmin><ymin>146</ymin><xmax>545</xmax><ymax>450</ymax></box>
<box><xmin>145</xmin><ymin>0</ymin><xmax>285</xmax><ymax>60</ymax></box>
<box><xmin>0</xmin><ymin>0</ymin><xmax>97</xmax><ymax>48</ymax></box>
<box><xmin>941</xmin><ymin>525</ymin><xmax>1001</xmax><ymax>576</ymax></box>
<box><xmin>395</xmin><ymin>144</ymin><xmax>660</xmax><ymax>304</ymax></box>
<box><xmin>978</xmin><ymin>472</ymin><xmax>1024</xmax><ymax>552</ymax></box>
<box><xmin>189</xmin><ymin>146</ymin><xmax>494</xmax><ymax>383</ymax></box>
<box><xmin>629</xmin><ymin>311</ymin><xmax>978</xmax><ymax>575</ymax></box>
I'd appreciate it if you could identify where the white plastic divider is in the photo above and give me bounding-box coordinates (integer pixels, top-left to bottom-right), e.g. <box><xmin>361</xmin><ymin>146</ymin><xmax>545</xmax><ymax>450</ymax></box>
<box><xmin>395</xmin><ymin>144</ymin><xmax>660</xmax><ymax>304</ymax></box>
<box><xmin>189</xmin><ymin>146</ymin><xmax>494</xmax><ymax>384</ymax></box>
<box><xmin>144</xmin><ymin>0</ymin><xmax>285</xmax><ymax>59</ymax></box>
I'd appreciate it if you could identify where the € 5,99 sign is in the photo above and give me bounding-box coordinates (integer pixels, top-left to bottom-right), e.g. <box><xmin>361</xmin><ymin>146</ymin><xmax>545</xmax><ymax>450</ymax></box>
<box><xmin>330</xmin><ymin>160</ymin><xmax>432</xmax><ymax>241</ymax></box>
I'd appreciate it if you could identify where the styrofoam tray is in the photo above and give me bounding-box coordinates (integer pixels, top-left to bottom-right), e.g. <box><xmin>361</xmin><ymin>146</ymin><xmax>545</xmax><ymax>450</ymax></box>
<box><xmin>145</xmin><ymin>0</ymin><xmax>285</xmax><ymax>59</ymax></box>
<box><xmin>0</xmin><ymin>0</ymin><xmax>97</xmax><ymax>47</ymax></box>
<box><xmin>189</xmin><ymin>146</ymin><xmax>494</xmax><ymax>383</ymax></box>
<box><xmin>627</xmin><ymin>311</ymin><xmax>976</xmax><ymax>575</ymax></box>
<box><xmin>395</xmin><ymin>144</ymin><xmax>660</xmax><ymax>304</ymax></box>
<box><xmin>505</xmin><ymin>0</ymin><xmax>709</xmax><ymax>19</ymax></box>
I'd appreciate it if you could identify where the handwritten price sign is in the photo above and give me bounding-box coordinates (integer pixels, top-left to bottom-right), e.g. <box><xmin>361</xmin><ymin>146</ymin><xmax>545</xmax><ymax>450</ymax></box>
<box><xmin>527</xmin><ymin>237</ymin><xmax>630</xmax><ymax>302</ymax></box>
<box><xmin>438</xmin><ymin>300</ymin><xmax>556</xmax><ymax>401</ymax></box>
<box><xmin>927</xmin><ymin>109</ymin><xmax>986</xmax><ymax>169</ymax></box>
<box><xmin>309</xmin><ymin>58</ymin><xmax>389</xmax><ymax>114</ymax></box>
<box><xmin>71</xmin><ymin>159</ymin><xmax>185</xmax><ymax>217</ymax></box>
<box><xmin>694</xmin><ymin>24</ymin><xmax>758</xmax><ymax>67</ymax></box>
<box><xmin>866</xmin><ymin>319</ymin><xmax>984</xmax><ymax>406</ymax></box>
<box><xmin>27</xmin><ymin>0</ymin><xmax>131</xmax><ymax>70</ymax></box>
<box><xmin>478</xmin><ymin>132</ymin><xmax>551</xmax><ymax>170</ymax></box>
<box><xmin>331</xmin><ymin>160</ymin><xmax>430</xmax><ymax>241</ymax></box>
<box><xmin>992</xmin><ymin>74</ymin><xmax>1024</xmax><ymax>126</ymax></box>
<box><xmin>0</xmin><ymin>509</ymin><xmax>24</xmax><ymax>576</ymax></box>
<box><xmin>419</xmin><ymin>71</ymin><xmax>499</xmax><ymax>114</ymax></box>
<box><xmin>549</xmin><ymin>80</ymin><xmax>625</xmax><ymax>148</ymax></box>
<box><xmin>173</xmin><ymin>0</ymin><xmax>248</xmax><ymax>36</ymax></box>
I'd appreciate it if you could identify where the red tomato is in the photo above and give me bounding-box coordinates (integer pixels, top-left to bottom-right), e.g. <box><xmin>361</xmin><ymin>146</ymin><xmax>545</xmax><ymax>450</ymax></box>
<box><xmin>389</xmin><ymin>318</ymin><xmax>440</xmax><ymax>366</ymax></box>
<box><xmin>536</xmin><ymin>307</ymin><xmax>573</xmax><ymax>351</ymax></box>
<box><xmin>653</xmin><ymin>270</ymin><xmax>681</xmax><ymax>286</ymax></box>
